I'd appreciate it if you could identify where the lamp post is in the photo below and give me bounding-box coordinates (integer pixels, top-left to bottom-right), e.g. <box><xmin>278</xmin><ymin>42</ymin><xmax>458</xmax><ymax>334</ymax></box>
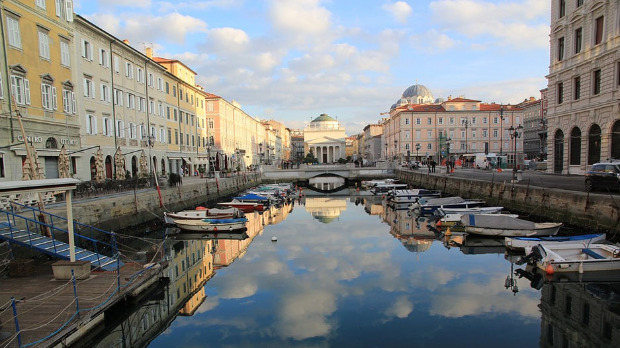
<box><xmin>384</xmin><ymin>143</ymin><xmax>388</xmax><ymax>160</ymax></box>
<box><xmin>446</xmin><ymin>137</ymin><xmax>452</xmax><ymax>174</ymax></box>
<box><xmin>499</xmin><ymin>107</ymin><xmax>504</xmax><ymax>156</ymax></box>
<box><xmin>538</xmin><ymin>119</ymin><xmax>547</xmax><ymax>160</ymax></box>
<box><xmin>509</xmin><ymin>124</ymin><xmax>523</xmax><ymax>183</ymax></box>
<box><xmin>415</xmin><ymin>143</ymin><xmax>421</xmax><ymax>162</ymax></box>
<box><xmin>462</xmin><ymin>119</ymin><xmax>469</xmax><ymax>156</ymax></box>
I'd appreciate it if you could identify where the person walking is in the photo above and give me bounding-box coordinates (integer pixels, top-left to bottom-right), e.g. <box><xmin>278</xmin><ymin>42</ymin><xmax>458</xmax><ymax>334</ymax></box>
<box><xmin>431</xmin><ymin>159</ymin><xmax>436</xmax><ymax>173</ymax></box>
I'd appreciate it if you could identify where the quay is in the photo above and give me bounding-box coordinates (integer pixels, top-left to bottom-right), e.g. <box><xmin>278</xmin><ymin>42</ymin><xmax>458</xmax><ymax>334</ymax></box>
<box><xmin>0</xmin><ymin>164</ymin><xmax>618</xmax><ymax>347</ymax></box>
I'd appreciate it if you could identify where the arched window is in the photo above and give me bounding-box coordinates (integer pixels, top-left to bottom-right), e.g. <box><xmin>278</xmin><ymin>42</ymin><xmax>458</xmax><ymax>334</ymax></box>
<box><xmin>611</xmin><ymin>120</ymin><xmax>620</xmax><ymax>160</ymax></box>
<box><xmin>45</xmin><ymin>137</ymin><xmax>58</xmax><ymax>149</ymax></box>
<box><xmin>569</xmin><ymin>127</ymin><xmax>581</xmax><ymax>165</ymax></box>
<box><xmin>588</xmin><ymin>124</ymin><xmax>601</xmax><ymax>165</ymax></box>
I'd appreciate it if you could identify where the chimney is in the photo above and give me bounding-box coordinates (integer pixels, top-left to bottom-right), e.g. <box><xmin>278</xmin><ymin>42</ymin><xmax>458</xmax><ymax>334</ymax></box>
<box><xmin>123</xmin><ymin>39</ymin><xmax>129</xmax><ymax>45</ymax></box>
<box><xmin>145</xmin><ymin>47</ymin><xmax>153</xmax><ymax>59</ymax></box>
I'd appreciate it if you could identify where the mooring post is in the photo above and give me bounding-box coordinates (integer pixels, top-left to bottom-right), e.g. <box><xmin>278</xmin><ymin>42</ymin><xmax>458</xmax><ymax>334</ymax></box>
<box><xmin>11</xmin><ymin>297</ymin><xmax>21</xmax><ymax>347</ymax></box>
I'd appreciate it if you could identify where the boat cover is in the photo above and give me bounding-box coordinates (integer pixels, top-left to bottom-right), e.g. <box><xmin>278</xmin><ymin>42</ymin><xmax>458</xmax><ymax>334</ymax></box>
<box><xmin>461</xmin><ymin>214</ymin><xmax>537</xmax><ymax>229</ymax></box>
<box><xmin>419</xmin><ymin>196</ymin><xmax>465</xmax><ymax>206</ymax></box>
<box><xmin>233</xmin><ymin>193</ymin><xmax>269</xmax><ymax>201</ymax></box>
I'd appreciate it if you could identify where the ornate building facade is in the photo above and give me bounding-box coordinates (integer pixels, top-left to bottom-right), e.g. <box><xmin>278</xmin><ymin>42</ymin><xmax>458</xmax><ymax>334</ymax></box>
<box><xmin>304</xmin><ymin>113</ymin><xmax>346</xmax><ymax>164</ymax></box>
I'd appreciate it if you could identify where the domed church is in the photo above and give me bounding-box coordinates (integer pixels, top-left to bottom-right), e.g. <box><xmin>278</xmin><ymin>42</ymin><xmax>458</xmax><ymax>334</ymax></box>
<box><xmin>304</xmin><ymin>113</ymin><xmax>346</xmax><ymax>164</ymax></box>
<box><xmin>391</xmin><ymin>83</ymin><xmax>441</xmax><ymax>110</ymax></box>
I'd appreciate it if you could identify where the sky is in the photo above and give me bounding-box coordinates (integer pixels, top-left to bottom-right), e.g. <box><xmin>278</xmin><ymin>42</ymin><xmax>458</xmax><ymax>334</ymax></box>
<box><xmin>74</xmin><ymin>0</ymin><xmax>551</xmax><ymax>135</ymax></box>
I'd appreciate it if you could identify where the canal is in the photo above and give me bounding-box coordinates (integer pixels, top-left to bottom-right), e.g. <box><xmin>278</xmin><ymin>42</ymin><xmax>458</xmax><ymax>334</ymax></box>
<box><xmin>98</xmin><ymin>194</ymin><xmax>619</xmax><ymax>347</ymax></box>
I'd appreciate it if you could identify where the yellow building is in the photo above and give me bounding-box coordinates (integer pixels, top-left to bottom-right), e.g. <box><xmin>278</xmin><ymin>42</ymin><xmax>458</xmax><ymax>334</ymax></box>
<box><xmin>0</xmin><ymin>0</ymin><xmax>79</xmax><ymax>181</ymax></box>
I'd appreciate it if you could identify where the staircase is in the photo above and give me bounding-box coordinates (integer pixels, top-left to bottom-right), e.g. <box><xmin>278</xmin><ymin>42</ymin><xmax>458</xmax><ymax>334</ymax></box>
<box><xmin>0</xmin><ymin>204</ymin><xmax>123</xmax><ymax>271</ymax></box>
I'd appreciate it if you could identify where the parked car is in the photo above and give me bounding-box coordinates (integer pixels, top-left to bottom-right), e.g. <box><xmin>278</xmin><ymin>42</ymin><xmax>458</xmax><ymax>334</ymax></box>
<box><xmin>585</xmin><ymin>162</ymin><xmax>620</xmax><ymax>192</ymax></box>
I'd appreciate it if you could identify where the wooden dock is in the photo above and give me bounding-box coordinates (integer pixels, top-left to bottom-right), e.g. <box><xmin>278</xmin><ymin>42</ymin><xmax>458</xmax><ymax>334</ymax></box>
<box><xmin>0</xmin><ymin>260</ymin><xmax>165</xmax><ymax>347</ymax></box>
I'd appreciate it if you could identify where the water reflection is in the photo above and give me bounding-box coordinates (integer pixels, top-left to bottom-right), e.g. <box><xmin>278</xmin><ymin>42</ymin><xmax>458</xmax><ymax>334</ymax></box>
<box><xmin>95</xmin><ymin>197</ymin><xmax>620</xmax><ymax>347</ymax></box>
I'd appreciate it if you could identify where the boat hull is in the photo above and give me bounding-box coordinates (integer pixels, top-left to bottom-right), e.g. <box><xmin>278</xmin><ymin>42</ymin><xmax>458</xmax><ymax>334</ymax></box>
<box><xmin>174</xmin><ymin>218</ymin><xmax>248</xmax><ymax>232</ymax></box>
<box><xmin>532</xmin><ymin>244</ymin><xmax>620</xmax><ymax>273</ymax></box>
<box><xmin>464</xmin><ymin>223</ymin><xmax>562</xmax><ymax>237</ymax></box>
<box><xmin>505</xmin><ymin>233</ymin><xmax>606</xmax><ymax>250</ymax></box>
<box><xmin>217</xmin><ymin>202</ymin><xmax>264</xmax><ymax>212</ymax></box>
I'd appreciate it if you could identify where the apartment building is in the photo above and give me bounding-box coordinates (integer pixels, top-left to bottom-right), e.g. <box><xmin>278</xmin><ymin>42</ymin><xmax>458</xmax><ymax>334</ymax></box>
<box><xmin>547</xmin><ymin>0</ymin><xmax>620</xmax><ymax>174</ymax></box>
<box><xmin>0</xmin><ymin>0</ymin><xmax>79</xmax><ymax>181</ymax></box>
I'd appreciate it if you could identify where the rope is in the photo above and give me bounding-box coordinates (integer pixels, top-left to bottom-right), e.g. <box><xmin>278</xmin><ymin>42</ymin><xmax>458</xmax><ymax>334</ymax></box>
<box><xmin>1</xmin><ymin>332</ymin><xmax>20</xmax><ymax>348</ymax></box>
<box><xmin>20</xmin><ymin>299</ymin><xmax>77</xmax><ymax>333</ymax></box>
<box><xmin>79</xmin><ymin>275</ymin><xmax>119</xmax><ymax>301</ymax></box>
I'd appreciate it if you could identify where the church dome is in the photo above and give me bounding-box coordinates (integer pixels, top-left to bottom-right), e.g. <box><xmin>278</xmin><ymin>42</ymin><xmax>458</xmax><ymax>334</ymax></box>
<box><xmin>311</xmin><ymin>113</ymin><xmax>336</xmax><ymax>123</ymax></box>
<box><xmin>391</xmin><ymin>83</ymin><xmax>435</xmax><ymax>109</ymax></box>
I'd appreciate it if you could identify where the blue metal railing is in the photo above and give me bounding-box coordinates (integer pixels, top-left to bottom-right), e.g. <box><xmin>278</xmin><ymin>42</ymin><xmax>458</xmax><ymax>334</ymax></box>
<box><xmin>0</xmin><ymin>202</ymin><xmax>119</xmax><ymax>269</ymax></box>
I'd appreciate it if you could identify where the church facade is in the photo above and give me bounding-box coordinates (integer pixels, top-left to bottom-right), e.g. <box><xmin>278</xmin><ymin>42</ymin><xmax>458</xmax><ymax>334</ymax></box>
<box><xmin>304</xmin><ymin>114</ymin><xmax>346</xmax><ymax>164</ymax></box>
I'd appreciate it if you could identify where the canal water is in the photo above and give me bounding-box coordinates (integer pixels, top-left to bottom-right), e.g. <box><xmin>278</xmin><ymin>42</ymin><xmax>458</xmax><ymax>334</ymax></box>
<box><xmin>100</xmin><ymin>194</ymin><xmax>619</xmax><ymax>347</ymax></box>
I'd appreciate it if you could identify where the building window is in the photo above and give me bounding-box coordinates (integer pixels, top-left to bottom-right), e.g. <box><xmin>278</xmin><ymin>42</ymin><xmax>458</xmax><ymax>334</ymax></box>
<box><xmin>55</xmin><ymin>0</ymin><xmax>74</xmax><ymax>22</ymax></box>
<box><xmin>574</xmin><ymin>28</ymin><xmax>582</xmax><ymax>54</ymax></box>
<box><xmin>557</xmin><ymin>82</ymin><xmax>564</xmax><ymax>104</ymax></box>
<box><xmin>62</xmin><ymin>89</ymin><xmax>76</xmax><ymax>114</ymax></box>
<box><xmin>593</xmin><ymin>69</ymin><xmax>602</xmax><ymax>95</ymax></box>
<box><xmin>136</xmin><ymin>67</ymin><xmax>144</xmax><ymax>83</ymax></box>
<box><xmin>10</xmin><ymin>75</ymin><xmax>30</xmax><ymax>105</ymax></box>
<box><xmin>576</xmin><ymin>0</ymin><xmax>583</xmax><ymax>7</ymax></box>
<box><xmin>100</xmin><ymin>84</ymin><xmax>110</xmax><ymax>102</ymax></box>
<box><xmin>125</xmin><ymin>62</ymin><xmax>134</xmax><ymax>79</ymax></box>
<box><xmin>81</xmin><ymin>39</ymin><xmax>93</xmax><ymax>61</ymax></box>
<box><xmin>116</xmin><ymin>120</ymin><xmax>125</xmax><ymax>137</ymax></box>
<box><xmin>160</xmin><ymin>128</ymin><xmax>165</xmax><ymax>143</ymax></box>
<box><xmin>114</xmin><ymin>89</ymin><xmax>123</xmax><ymax>106</ymax></box>
<box><xmin>86</xmin><ymin>114</ymin><xmax>97</xmax><ymax>135</ymax></box>
<box><xmin>574</xmin><ymin>76</ymin><xmax>581</xmax><ymax>100</ymax></box>
<box><xmin>113</xmin><ymin>55</ymin><xmax>120</xmax><ymax>73</ymax></box>
<box><xmin>36</xmin><ymin>0</ymin><xmax>46</xmax><ymax>9</ymax></box>
<box><xmin>148</xmin><ymin>72</ymin><xmax>154</xmax><ymax>87</ymax></box>
<box><xmin>38</xmin><ymin>30</ymin><xmax>50</xmax><ymax>60</ymax></box>
<box><xmin>6</xmin><ymin>16</ymin><xmax>21</xmax><ymax>49</ymax></box>
<box><xmin>128</xmin><ymin>122</ymin><xmax>136</xmax><ymax>139</ymax></box>
<box><xmin>172</xmin><ymin>86</ymin><xmax>176</xmax><ymax>97</ymax></box>
<box><xmin>557</xmin><ymin>37</ymin><xmax>564</xmax><ymax>61</ymax></box>
<box><xmin>41</xmin><ymin>83</ymin><xmax>57</xmax><ymax>110</ymax></box>
<box><xmin>595</xmin><ymin>16</ymin><xmax>604</xmax><ymax>45</ymax></box>
<box><xmin>157</xmin><ymin>77</ymin><xmax>163</xmax><ymax>90</ymax></box>
<box><xmin>60</xmin><ymin>40</ymin><xmax>71</xmax><ymax>67</ymax></box>
<box><xmin>99</xmin><ymin>49</ymin><xmax>109</xmax><ymax>68</ymax></box>
<box><xmin>83</xmin><ymin>76</ymin><xmax>94</xmax><ymax>98</ymax></box>
<box><xmin>559</xmin><ymin>0</ymin><xmax>565</xmax><ymax>18</ymax></box>
<box><xmin>127</xmin><ymin>93</ymin><xmax>135</xmax><ymax>109</ymax></box>
<box><xmin>102</xmin><ymin>116</ymin><xmax>112</xmax><ymax>136</ymax></box>
<box><xmin>0</xmin><ymin>71</ymin><xmax>3</xmax><ymax>99</ymax></box>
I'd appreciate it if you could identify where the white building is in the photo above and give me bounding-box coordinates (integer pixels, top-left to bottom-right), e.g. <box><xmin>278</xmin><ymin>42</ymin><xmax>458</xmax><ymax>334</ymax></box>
<box><xmin>304</xmin><ymin>114</ymin><xmax>346</xmax><ymax>164</ymax></box>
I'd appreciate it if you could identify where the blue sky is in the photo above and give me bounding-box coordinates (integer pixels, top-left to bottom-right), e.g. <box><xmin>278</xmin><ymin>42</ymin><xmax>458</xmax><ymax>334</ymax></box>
<box><xmin>74</xmin><ymin>0</ymin><xmax>551</xmax><ymax>135</ymax></box>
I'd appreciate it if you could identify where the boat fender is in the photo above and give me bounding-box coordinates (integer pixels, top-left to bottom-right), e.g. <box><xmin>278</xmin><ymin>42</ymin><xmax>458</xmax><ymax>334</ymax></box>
<box><xmin>545</xmin><ymin>264</ymin><xmax>554</xmax><ymax>275</ymax></box>
<box><xmin>445</xmin><ymin>227</ymin><xmax>451</xmax><ymax>236</ymax></box>
<box><xmin>214</xmin><ymin>226</ymin><xmax>217</xmax><ymax>231</ymax></box>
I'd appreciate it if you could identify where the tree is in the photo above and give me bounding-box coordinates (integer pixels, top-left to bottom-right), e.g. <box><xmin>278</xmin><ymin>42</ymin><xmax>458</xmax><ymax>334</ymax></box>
<box><xmin>303</xmin><ymin>150</ymin><xmax>317</xmax><ymax>164</ymax></box>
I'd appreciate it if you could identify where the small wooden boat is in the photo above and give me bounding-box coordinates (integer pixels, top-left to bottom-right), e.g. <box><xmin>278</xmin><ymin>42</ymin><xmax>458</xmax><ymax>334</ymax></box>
<box><xmin>386</xmin><ymin>189</ymin><xmax>441</xmax><ymax>203</ymax></box>
<box><xmin>217</xmin><ymin>200</ymin><xmax>264</xmax><ymax>212</ymax></box>
<box><xmin>460</xmin><ymin>214</ymin><xmax>562</xmax><ymax>237</ymax></box>
<box><xmin>524</xmin><ymin>243</ymin><xmax>620</xmax><ymax>273</ymax></box>
<box><xmin>164</xmin><ymin>207</ymin><xmax>244</xmax><ymax>225</ymax></box>
<box><xmin>506</xmin><ymin>233</ymin><xmax>607</xmax><ymax>250</ymax></box>
<box><xmin>174</xmin><ymin>217</ymin><xmax>248</xmax><ymax>232</ymax></box>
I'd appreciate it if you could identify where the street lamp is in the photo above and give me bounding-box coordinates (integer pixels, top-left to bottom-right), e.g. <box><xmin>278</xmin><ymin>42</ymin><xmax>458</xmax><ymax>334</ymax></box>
<box><xmin>446</xmin><ymin>137</ymin><xmax>452</xmax><ymax>174</ymax></box>
<box><xmin>509</xmin><ymin>124</ymin><xmax>523</xmax><ymax>183</ymax></box>
<box><xmin>415</xmin><ymin>143</ymin><xmax>421</xmax><ymax>162</ymax></box>
<box><xmin>384</xmin><ymin>142</ymin><xmax>388</xmax><ymax>160</ymax></box>
<box><xmin>462</xmin><ymin>119</ymin><xmax>469</xmax><ymax>156</ymax></box>
<box><xmin>499</xmin><ymin>107</ymin><xmax>505</xmax><ymax>156</ymax></box>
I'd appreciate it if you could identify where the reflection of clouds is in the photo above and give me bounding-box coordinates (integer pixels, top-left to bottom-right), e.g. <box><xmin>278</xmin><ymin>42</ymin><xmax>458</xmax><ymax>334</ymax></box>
<box><xmin>428</xmin><ymin>274</ymin><xmax>540</xmax><ymax>319</ymax></box>
<box><xmin>409</xmin><ymin>266</ymin><xmax>459</xmax><ymax>291</ymax></box>
<box><xmin>195</xmin><ymin>297</ymin><xmax>219</xmax><ymax>314</ymax></box>
<box><xmin>385</xmin><ymin>296</ymin><xmax>413</xmax><ymax>319</ymax></box>
<box><xmin>216</xmin><ymin>277</ymin><xmax>258</xmax><ymax>299</ymax></box>
<box><xmin>277</xmin><ymin>288</ymin><xmax>337</xmax><ymax>340</ymax></box>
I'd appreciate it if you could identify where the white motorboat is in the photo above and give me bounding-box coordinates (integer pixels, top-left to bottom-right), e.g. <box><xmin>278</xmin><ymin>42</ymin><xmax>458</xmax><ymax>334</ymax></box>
<box><xmin>410</xmin><ymin>196</ymin><xmax>486</xmax><ymax>215</ymax></box>
<box><xmin>436</xmin><ymin>206</ymin><xmax>504</xmax><ymax>215</ymax></box>
<box><xmin>174</xmin><ymin>217</ymin><xmax>248</xmax><ymax>232</ymax></box>
<box><xmin>506</xmin><ymin>233</ymin><xmax>607</xmax><ymax>250</ymax></box>
<box><xmin>164</xmin><ymin>207</ymin><xmax>244</xmax><ymax>225</ymax></box>
<box><xmin>370</xmin><ymin>183</ymin><xmax>408</xmax><ymax>194</ymax></box>
<box><xmin>523</xmin><ymin>243</ymin><xmax>620</xmax><ymax>273</ymax></box>
<box><xmin>386</xmin><ymin>189</ymin><xmax>441</xmax><ymax>203</ymax></box>
<box><xmin>460</xmin><ymin>214</ymin><xmax>562</xmax><ymax>237</ymax></box>
<box><xmin>437</xmin><ymin>213</ymin><xmax>518</xmax><ymax>227</ymax></box>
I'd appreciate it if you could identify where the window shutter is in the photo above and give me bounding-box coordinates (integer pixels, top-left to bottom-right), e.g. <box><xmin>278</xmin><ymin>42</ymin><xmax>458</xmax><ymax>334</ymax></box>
<box><xmin>71</xmin><ymin>92</ymin><xmax>76</xmax><ymax>113</ymax></box>
<box><xmin>41</xmin><ymin>84</ymin><xmax>48</xmax><ymax>109</ymax></box>
<box><xmin>88</xmin><ymin>43</ymin><xmax>93</xmax><ymax>61</ymax></box>
<box><xmin>65</xmin><ymin>0</ymin><xmax>73</xmax><ymax>22</ymax></box>
<box><xmin>100</xmin><ymin>84</ymin><xmax>105</xmax><ymax>101</ymax></box>
<box><xmin>81</xmin><ymin>39</ymin><xmax>86</xmax><ymax>58</ymax></box>
<box><xmin>55</xmin><ymin>0</ymin><xmax>61</xmax><ymax>16</ymax></box>
<box><xmin>52</xmin><ymin>86</ymin><xmax>57</xmax><ymax>110</ymax></box>
<box><xmin>99</xmin><ymin>49</ymin><xmax>103</xmax><ymax>65</ymax></box>
<box><xmin>24</xmin><ymin>79</ymin><xmax>30</xmax><ymax>105</ymax></box>
<box><xmin>83</xmin><ymin>79</ymin><xmax>88</xmax><ymax>97</ymax></box>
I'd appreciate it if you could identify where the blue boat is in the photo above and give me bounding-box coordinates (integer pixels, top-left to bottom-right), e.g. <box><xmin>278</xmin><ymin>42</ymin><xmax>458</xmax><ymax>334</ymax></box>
<box><xmin>233</xmin><ymin>193</ymin><xmax>271</xmax><ymax>204</ymax></box>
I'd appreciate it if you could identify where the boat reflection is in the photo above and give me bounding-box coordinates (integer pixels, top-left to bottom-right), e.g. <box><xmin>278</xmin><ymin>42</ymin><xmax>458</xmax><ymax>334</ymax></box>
<box><xmin>91</xmin><ymin>203</ymin><xmax>293</xmax><ymax>347</ymax></box>
<box><xmin>382</xmin><ymin>200</ymin><xmax>437</xmax><ymax>253</ymax></box>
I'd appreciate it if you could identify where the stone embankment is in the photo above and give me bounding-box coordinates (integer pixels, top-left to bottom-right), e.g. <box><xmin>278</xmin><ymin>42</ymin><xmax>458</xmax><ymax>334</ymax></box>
<box><xmin>46</xmin><ymin>174</ymin><xmax>261</xmax><ymax>232</ymax></box>
<box><xmin>398</xmin><ymin>170</ymin><xmax>620</xmax><ymax>234</ymax></box>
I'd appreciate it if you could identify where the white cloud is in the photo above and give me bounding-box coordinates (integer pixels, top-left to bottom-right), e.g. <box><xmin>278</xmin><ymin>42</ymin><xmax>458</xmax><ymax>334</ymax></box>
<box><xmin>429</xmin><ymin>0</ymin><xmax>550</xmax><ymax>49</ymax></box>
<box><xmin>384</xmin><ymin>295</ymin><xmax>413</xmax><ymax>319</ymax></box>
<box><xmin>207</xmin><ymin>27</ymin><xmax>250</xmax><ymax>53</ymax></box>
<box><xmin>268</xmin><ymin>0</ymin><xmax>332</xmax><ymax>43</ymax></box>
<box><xmin>96</xmin><ymin>0</ymin><xmax>151</xmax><ymax>8</ymax></box>
<box><xmin>86</xmin><ymin>12</ymin><xmax>208</xmax><ymax>46</ymax></box>
<box><xmin>382</xmin><ymin>1</ymin><xmax>413</xmax><ymax>24</ymax></box>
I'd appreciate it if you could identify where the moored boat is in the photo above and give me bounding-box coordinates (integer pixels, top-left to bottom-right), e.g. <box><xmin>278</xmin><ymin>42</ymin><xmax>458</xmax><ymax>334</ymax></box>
<box><xmin>506</xmin><ymin>233</ymin><xmax>607</xmax><ymax>250</ymax></box>
<box><xmin>174</xmin><ymin>217</ymin><xmax>248</xmax><ymax>232</ymax></box>
<box><xmin>410</xmin><ymin>196</ymin><xmax>486</xmax><ymax>215</ymax></box>
<box><xmin>523</xmin><ymin>243</ymin><xmax>620</xmax><ymax>273</ymax></box>
<box><xmin>370</xmin><ymin>183</ymin><xmax>408</xmax><ymax>194</ymax></box>
<box><xmin>386</xmin><ymin>189</ymin><xmax>441</xmax><ymax>203</ymax></box>
<box><xmin>437</xmin><ymin>213</ymin><xmax>518</xmax><ymax>227</ymax></box>
<box><xmin>164</xmin><ymin>207</ymin><xmax>244</xmax><ymax>225</ymax></box>
<box><xmin>460</xmin><ymin>214</ymin><xmax>562</xmax><ymax>237</ymax></box>
<box><xmin>217</xmin><ymin>200</ymin><xmax>264</xmax><ymax>212</ymax></box>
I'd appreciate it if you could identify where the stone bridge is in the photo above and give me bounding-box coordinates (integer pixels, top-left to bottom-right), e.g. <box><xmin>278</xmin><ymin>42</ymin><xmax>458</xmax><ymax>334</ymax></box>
<box><xmin>260</xmin><ymin>163</ymin><xmax>396</xmax><ymax>182</ymax></box>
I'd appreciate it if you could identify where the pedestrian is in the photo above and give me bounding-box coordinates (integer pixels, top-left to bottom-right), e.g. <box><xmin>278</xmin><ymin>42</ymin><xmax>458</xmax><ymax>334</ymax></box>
<box><xmin>431</xmin><ymin>160</ymin><xmax>436</xmax><ymax>173</ymax></box>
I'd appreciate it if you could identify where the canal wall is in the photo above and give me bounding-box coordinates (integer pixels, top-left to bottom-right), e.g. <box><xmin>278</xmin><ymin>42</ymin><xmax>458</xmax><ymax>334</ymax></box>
<box><xmin>397</xmin><ymin>170</ymin><xmax>620</xmax><ymax>234</ymax></box>
<box><xmin>45</xmin><ymin>175</ymin><xmax>261</xmax><ymax>232</ymax></box>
